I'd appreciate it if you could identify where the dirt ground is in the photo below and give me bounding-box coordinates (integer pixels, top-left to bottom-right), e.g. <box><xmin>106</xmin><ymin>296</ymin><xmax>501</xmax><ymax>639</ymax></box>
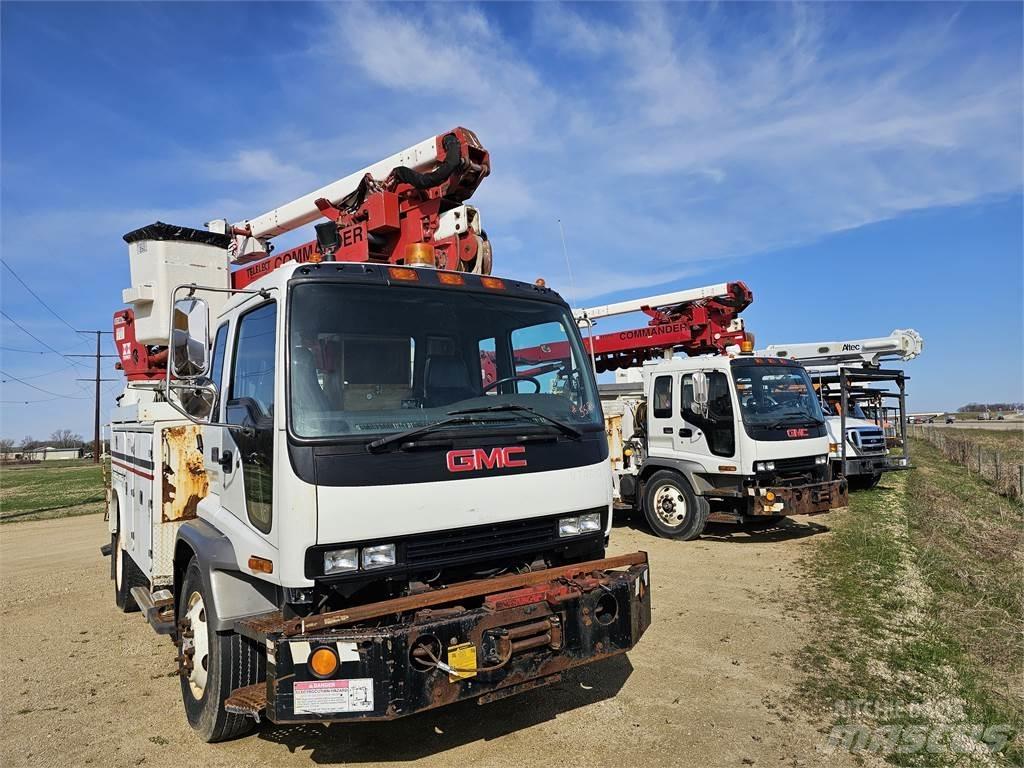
<box><xmin>0</xmin><ymin>512</ymin><xmax>859</xmax><ymax>768</ymax></box>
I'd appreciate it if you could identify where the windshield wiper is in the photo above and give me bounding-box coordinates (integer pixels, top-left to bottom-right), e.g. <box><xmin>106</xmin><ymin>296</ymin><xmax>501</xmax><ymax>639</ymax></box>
<box><xmin>366</xmin><ymin>415</ymin><xmax>517</xmax><ymax>453</ymax></box>
<box><xmin>448</xmin><ymin>403</ymin><xmax>583</xmax><ymax>440</ymax></box>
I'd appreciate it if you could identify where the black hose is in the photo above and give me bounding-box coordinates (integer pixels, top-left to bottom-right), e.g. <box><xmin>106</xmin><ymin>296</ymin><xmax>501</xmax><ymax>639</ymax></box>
<box><xmin>391</xmin><ymin>133</ymin><xmax>463</xmax><ymax>190</ymax></box>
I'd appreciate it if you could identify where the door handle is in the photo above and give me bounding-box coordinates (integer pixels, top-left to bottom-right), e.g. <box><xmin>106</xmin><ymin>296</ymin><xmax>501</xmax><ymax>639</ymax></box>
<box><xmin>662</xmin><ymin>427</ymin><xmax>673</xmax><ymax>434</ymax></box>
<box><xmin>219</xmin><ymin>449</ymin><xmax>234</xmax><ymax>474</ymax></box>
<box><xmin>678</xmin><ymin>428</ymin><xmax>693</xmax><ymax>438</ymax></box>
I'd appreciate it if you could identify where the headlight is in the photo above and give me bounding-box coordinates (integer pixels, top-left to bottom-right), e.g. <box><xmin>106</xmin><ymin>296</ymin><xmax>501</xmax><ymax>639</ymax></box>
<box><xmin>558</xmin><ymin>512</ymin><xmax>603</xmax><ymax>537</ymax></box>
<box><xmin>755</xmin><ymin>460</ymin><xmax>775</xmax><ymax>472</ymax></box>
<box><xmin>815</xmin><ymin>455</ymin><xmax>828</xmax><ymax>465</ymax></box>
<box><xmin>361</xmin><ymin>543</ymin><xmax>396</xmax><ymax>570</ymax></box>
<box><xmin>324</xmin><ymin>547</ymin><xmax>359</xmax><ymax>575</ymax></box>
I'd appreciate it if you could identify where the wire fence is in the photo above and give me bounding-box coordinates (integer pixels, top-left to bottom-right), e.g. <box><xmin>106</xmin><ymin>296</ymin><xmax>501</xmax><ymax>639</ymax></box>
<box><xmin>908</xmin><ymin>425</ymin><xmax>1024</xmax><ymax>501</ymax></box>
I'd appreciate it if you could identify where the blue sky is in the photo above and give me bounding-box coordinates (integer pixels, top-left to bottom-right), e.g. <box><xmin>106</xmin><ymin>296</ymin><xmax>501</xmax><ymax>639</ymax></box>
<box><xmin>1</xmin><ymin>1</ymin><xmax>1021</xmax><ymax>441</ymax></box>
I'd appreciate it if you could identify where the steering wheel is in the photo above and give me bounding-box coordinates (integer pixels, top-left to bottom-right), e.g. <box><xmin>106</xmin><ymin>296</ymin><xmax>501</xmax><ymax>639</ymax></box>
<box><xmin>483</xmin><ymin>374</ymin><xmax>541</xmax><ymax>394</ymax></box>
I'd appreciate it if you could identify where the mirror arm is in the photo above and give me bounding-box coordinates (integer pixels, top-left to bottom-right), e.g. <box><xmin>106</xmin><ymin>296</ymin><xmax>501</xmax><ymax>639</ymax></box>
<box><xmin>164</xmin><ymin>282</ymin><xmax>277</xmax><ymax>425</ymax></box>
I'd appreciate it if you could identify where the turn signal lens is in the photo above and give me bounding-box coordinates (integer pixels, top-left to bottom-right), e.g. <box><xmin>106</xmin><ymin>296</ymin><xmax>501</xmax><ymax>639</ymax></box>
<box><xmin>829</xmin><ymin>442</ymin><xmax>839</xmax><ymax>453</ymax></box>
<box><xmin>309</xmin><ymin>647</ymin><xmax>339</xmax><ymax>679</ymax></box>
<box><xmin>248</xmin><ymin>556</ymin><xmax>273</xmax><ymax>574</ymax></box>
<box><xmin>765</xmin><ymin>491</ymin><xmax>776</xmax><ymax>502</ymax></box>
<box><xmin>388</xmin><ymin>267</ymin><xmax>419</xmax><ymax>281</ymax></box>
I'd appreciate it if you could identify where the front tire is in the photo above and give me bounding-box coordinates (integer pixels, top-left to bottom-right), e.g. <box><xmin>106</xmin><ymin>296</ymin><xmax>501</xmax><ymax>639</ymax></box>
<box><xmin>177</xmin><ymin>558</ymin><xmax>263</xmax><ymax>742</ymax></box>
<box><xmin>642</xmin><ymin>470</ymin><xmax>709</xmax><ymax>540</ymax></box>
<box><xmin>848</xmin><ymin>473</ymin><xmax>882</xmax><ymax>491</ymax></box>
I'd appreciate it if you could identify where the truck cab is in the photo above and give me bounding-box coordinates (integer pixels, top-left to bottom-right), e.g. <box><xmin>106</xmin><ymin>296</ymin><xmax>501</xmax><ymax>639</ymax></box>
<box><xmin>602</xmin><ymin>354</ymin><xmax>846</xmax><ymax>539</ymax></box>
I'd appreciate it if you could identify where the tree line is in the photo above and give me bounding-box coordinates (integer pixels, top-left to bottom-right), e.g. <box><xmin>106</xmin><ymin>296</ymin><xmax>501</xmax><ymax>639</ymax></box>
<box><xmin>957</xmin><ymin>402</ymin><xmax>1023</xmax><ymax>413</ymax></box>
<box><xmin>0</xmin><ymin>430</ymin><xmax>86</xmax><ymax>453</ymax></box>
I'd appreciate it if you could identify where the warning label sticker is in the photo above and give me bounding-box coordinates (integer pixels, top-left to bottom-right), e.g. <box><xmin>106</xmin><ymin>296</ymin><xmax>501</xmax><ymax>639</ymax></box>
<box><xmin>293</xmin><ymin>678</ymin><xmax>374</xmax><ymax>715</ymax></box>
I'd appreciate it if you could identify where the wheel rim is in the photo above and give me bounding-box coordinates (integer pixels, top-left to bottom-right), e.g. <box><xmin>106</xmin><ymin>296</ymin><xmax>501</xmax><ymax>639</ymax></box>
<box><xmin>183</xmin><ymin>591</ymin><xmax>210</xmax><ymax>699</ymax></box>
<box><xmin>114</xmin><ymin>535</ymin><xmax>123</xmax><ymax>590</ymax></box>
<box><xmin>653</xmin><ymin>483</ymin><xmax>688</xmax><ymax>528</ymax></box>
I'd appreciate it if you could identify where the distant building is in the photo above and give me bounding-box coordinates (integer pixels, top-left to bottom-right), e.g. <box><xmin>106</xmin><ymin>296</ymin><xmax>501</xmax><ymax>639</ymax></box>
<box><xmin>1</xmin><ymin>446</ymin><xmax>84</xmax><ymax>462</ymax></box>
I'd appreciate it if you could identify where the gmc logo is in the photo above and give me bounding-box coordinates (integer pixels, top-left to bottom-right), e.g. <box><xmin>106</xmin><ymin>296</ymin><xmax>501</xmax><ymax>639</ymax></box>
<box><xmin>446</xmin><ymin>446</ymin><xmax>527</xmax><ymax>473</ymax></box>
<box><xmin>786</xmin><ymin>428</ymin><xmax>810</xmax><ymax>438</ymax></box>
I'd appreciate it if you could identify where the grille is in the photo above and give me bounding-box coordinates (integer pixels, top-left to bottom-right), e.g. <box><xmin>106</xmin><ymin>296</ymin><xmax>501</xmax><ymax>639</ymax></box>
<box><xmin>850</xmin><ymin>428</ymin><xmax>887</xmax><ymax>455</ymax></box>
<box><xmin>404</xmin><ymin>513</ymin><xmax>578</xmax><ymax>568</ymax></box>
<box><xmin>772</xmin><ymin>455</ymin><xmax>820</xmax><ymax>473</ymax></box>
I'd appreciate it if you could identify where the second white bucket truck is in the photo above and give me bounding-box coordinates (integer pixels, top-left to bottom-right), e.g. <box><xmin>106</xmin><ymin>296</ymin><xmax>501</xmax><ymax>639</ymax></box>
<box><xmin>521</xmin><ymin>284</ymin><xmax>849</xmax><ymax>540</ymax></box>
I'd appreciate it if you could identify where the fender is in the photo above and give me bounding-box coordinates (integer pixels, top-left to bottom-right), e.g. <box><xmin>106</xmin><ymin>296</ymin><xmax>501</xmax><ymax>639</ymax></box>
<box><xmin>174</xmin><ymin>518</ymin><xmax>279</xmax><ymax>632</ymax></box>
<box><xmin>639</xmin><ymin>457</ymin><xmax>738</xmax><ymax>497</ymax></box>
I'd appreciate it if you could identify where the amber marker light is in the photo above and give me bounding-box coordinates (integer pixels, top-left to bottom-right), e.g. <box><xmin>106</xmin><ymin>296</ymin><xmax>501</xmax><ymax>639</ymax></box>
<box><xmin>480</xmin><ymin>276</ymin><xmax>505</xmax><ymax>290</ymax></box>
<box><xmin>309</xmin><ymin>647</ymin><xmax>339</xmax><ymax>678</ymax></box>
<box><xmin>389</xmin><ymin>267</ymin><xmax>419</xmax><ymax>281</ymax></box>
<box><xmin>248</xmin><ymin>556</ymin><xmax>273</xmax><ymax>574</ymax></box>
<box><xmin>437</xmin><ymin>272</ymin><xmax>465</xmax><ymax>286</ymax></box>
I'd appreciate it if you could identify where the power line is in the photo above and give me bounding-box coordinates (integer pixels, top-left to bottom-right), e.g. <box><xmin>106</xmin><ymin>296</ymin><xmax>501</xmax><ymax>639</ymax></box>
<box><xmin>0</xmin><ymin>346</ymin><xmax>53</xmax><ymax>354</ymax></box>
<box><xmin>0</xmin><ymin>310</ymin><xmax>89</xmax><ymax>367</ymax></box>
<box><xmin>1</xmin><ymin>362</ymin><xmax>77</xmax><ymax>381</ymax></box>
<box><xmin>0</xmin><ymin>368</ymin><xmax>90</xmax><ymax>399</ymax></box>
<box><xmin>1</xmin><ymin>259</ymin><xmax>87</xmax><ymax>340</ymax></box>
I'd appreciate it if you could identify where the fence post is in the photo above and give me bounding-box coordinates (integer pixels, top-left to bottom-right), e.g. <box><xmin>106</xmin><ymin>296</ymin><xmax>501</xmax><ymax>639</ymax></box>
<box><xmin>1019</xmin><ymin>464</ymin><xmax>1023</xmax><ymax>499</ymax></box>
<box><xmin>978</xmin><ymin>445</ymin><xmax>983</xmax><ymax>475</ymax></box>
<box><xmin>995</xmin><ymin>452</ymin><xmax>1000</xmax><ymax>485</ymax></box>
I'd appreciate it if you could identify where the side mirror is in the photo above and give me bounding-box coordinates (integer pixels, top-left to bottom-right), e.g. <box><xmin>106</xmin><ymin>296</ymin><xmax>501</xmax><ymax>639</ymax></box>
<box><xmin>170</xmin><ymin>297</ymin><xmax>210</xmax><ymax>379</ymax></box>
<box><xmin>690</xmin><ymin>371</ymin><xmax>710</xmax><ymax>418</ymax></box>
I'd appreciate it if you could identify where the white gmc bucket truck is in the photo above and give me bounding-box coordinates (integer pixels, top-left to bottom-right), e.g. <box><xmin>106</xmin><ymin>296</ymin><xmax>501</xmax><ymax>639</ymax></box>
<box><xmin>103</xmin><ymin>128</ymin><xmax>651</xmax><ymax>741</ymax></box>
<box><xmin>552</xmin><ymin>285</ymin><xmax>848</xmax><ymax>540</ymax></box>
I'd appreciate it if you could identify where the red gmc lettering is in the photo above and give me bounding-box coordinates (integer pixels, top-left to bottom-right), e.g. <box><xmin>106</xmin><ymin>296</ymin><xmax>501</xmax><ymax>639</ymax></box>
<box><xmin>786</xmin><ymin>428</ymin><xmax>809</xmax><ymax>438</ymax></box>
<box><xmin>446</xmin><ymin>446</ymin><xmax>528</xmax><ymax>473</ymax></box>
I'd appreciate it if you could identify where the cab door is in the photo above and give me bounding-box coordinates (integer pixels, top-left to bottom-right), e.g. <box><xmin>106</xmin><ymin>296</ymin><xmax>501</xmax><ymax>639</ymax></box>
<box><xmin>678</xmin><ymin>371</ymin><xmax>737</xmax><ymax>463</ymax></box>
<box><xmin>219</xmin><ymin>301</ymin><xmax>278</xmax><ymax>544</ymax></box>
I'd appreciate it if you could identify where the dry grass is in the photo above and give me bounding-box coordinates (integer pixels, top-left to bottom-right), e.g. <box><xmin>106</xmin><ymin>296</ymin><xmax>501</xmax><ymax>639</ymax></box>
<box><xmin>797</xmin><ymin>440</ymin><xmax>1023</xmax><ymax>766</ymax></box>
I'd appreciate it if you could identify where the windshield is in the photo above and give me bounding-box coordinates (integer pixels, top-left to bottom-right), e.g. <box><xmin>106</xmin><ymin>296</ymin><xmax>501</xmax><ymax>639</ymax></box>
<box><xmin>732</xmin><ymin>364</ymin><xmax>825</xmax><ymax>426</ymax></box>
<box><xmin>820</xmin><ymin>399</ymin><xmax>868</xmax><ymax>419</ymax></box>
<box><xmin>288</xmin><ymin>282</ymin><xmax>601</xmax><ymax>439</ymax></box>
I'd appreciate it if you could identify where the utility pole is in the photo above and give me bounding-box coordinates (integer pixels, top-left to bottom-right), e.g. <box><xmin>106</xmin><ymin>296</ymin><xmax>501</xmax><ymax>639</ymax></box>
<box><xmin>70</xmin><ymin>330</ymin><xmax>117</xmax><ymax>463</ymax></box>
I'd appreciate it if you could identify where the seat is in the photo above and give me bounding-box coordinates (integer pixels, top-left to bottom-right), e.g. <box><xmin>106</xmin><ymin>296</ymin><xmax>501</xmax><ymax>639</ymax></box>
<box><xmin>423</xmin><ymin>354</ymin><xmax>475</xmax><ymax>408</ymax></box>
<box><xmin>291</xmin><ymin>346</ymin><xmax>331</xmax><ymax>414</ymax></box>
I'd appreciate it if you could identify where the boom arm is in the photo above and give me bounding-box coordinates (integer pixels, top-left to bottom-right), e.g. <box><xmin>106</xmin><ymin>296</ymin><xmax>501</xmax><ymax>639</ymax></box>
<box><xmin>761</xmin><ymin>329</ymin><xmax>924</xmax><ymax>368</ymax></box>
<box><xmin>495</xmin><ymin>282</ymin><xmax>753</xmax><ymax>376</ymax></box>
<box><xmin>224</xmin><ymin>127</ymin><xmax>492</xmax><ymax>287</ymax></box>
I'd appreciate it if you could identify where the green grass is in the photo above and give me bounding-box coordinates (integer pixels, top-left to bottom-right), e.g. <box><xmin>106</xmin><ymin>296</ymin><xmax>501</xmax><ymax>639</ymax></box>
<box><xmin>797</xmin><ymin>442</ymin><xmax>1023</xmax><ymax>765</ymax></box>
<box><xmin>0</xmin><ymin>459</ymin><xmax>108</xmax><ymax>523</ymax></box>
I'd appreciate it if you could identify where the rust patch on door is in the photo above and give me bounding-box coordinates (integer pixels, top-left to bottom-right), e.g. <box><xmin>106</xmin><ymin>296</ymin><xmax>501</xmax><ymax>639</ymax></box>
<box><xmin>162</xmin><ymin>425</ymin><xmax>208</xmax><ymax>523</ymax></box>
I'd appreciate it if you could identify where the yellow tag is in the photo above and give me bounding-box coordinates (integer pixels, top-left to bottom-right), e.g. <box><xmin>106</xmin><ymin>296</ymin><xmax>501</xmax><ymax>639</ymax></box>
<box><xmin>446</xmin><ymin>642</ymin><xmax>477</xmax><ymax>682</ymax></box>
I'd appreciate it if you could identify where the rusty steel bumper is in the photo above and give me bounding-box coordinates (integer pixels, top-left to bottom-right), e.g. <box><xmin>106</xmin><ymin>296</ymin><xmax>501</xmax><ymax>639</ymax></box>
<box><xmin>747</xmin><ymin>478</ymin><xmax>848</xmax><ymax>516</ymax></box>
<box><xmin>228</xmin><ymin>554</ymin><xmax>651</xmax><ymax>724</ymax></box>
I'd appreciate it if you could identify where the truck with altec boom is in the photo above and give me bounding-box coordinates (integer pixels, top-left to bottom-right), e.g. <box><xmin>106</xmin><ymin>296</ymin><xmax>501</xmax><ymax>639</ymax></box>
<box><xmin>102</xmin><ymin>128</ymin><xmax>651</xmax><ymax>741</ymax></box>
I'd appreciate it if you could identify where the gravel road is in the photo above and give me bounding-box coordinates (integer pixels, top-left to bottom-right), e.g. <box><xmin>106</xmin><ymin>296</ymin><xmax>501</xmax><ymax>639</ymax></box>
<box><xmin>0</xmin><ymin>512</ymin><xmax>858</xmax><ymax>768</ymax></box>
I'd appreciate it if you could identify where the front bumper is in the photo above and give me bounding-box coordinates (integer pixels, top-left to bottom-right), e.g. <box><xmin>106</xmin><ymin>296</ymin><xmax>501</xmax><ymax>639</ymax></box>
<box><xmin>747</xmin><ymin>478</ymin><xmax>848</xmax><ymax>516</ymax></box>
<box><xmin>229</xmin><ymin>555</ymin><xmax>651</xmax><ymax>723</ymax></box>
<box><xmin>839</xmin><ymin>456</ymin><xmax>911</xmax><ymax>477</ymax></box>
